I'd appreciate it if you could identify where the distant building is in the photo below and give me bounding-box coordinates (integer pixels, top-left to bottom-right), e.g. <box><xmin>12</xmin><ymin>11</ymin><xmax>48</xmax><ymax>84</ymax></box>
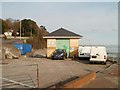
<box><xmin>4</xmin><ymin>31</ymin><xmax>12</xmax><ymax>37</ymax></box>
<box><xmin>43</xmin><ymin>28</ymin><xmax>82</xmax><ymax>58</ymax></box>
<box><xmin>4</xmin><ymin>29</ymin><xmax>19</xmax><ymax>37</ymax></box>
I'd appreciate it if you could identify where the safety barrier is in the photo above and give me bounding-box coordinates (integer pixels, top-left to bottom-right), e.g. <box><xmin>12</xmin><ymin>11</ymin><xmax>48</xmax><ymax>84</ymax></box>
<box><xmin>62</xmin><ymin>72</ymin><xmax>96</xmax><ymax>88</ymax></box>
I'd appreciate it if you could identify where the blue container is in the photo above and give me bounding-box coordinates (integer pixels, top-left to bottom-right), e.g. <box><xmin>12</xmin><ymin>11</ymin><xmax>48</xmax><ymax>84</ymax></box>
<box><xmin>13</xmin><ymin>44</ymin><xmax>32</xmax><ymax>55</ymax></box>
<box><xmin>24</xmin><ymin>44</ymin><xmax>32</xmax><ymax>53</ymax></box>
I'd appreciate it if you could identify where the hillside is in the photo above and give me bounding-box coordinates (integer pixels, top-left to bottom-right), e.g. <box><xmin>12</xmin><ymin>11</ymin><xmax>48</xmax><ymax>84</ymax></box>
<box><xmin>1</xmin><ymin>18</ymin><xmax>49</xmax><ymax>49</ymax></box>
<box><xmin>27</xmin><ymin>25</ymin><xmax>49</xmax><ymax>49</ymax></box>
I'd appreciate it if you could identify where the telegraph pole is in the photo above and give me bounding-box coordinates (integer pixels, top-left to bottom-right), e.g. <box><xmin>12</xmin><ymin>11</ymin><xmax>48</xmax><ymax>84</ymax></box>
<box><xmin>20</xmin><ymin>20</ymin><xmax>21</xmax><ymax>40</ymax></box>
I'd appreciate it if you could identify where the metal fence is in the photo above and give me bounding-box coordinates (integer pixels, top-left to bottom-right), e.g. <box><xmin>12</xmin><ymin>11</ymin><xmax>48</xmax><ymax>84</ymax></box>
<box><xmin>1</xmin><ymin>64</ymin><xmax>39</xmax><ymax>88</ymax></box>
<box><xmin>107</xmin><ymin>53</ymin><xmax>119</xmax><ymax>63</ymax></box>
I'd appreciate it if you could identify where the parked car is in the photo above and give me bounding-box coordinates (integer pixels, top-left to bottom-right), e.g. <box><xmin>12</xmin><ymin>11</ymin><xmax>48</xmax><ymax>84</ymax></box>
<box><xmin>51</xmin><ymin>49</ymin><xmax>67</xmax><ymax>60</ymax></box>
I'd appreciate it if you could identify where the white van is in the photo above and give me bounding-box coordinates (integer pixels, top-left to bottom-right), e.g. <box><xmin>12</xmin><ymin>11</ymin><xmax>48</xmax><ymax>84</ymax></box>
<box><xmin>78</xmin><ymin>46</ymin><xmax>91</xmax><ymax>60</ymax></box>
<box><xmin>90</xmin><ymin>46</ymin><xmax>107</xmax><ymax>64</ymax></box>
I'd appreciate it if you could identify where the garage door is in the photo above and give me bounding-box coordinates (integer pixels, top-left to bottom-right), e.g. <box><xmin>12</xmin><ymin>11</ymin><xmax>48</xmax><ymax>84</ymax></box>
<box><xmin>56</xmin><ymin>39</ymin><xmax>70</xmax><ymax>57</ymax></box>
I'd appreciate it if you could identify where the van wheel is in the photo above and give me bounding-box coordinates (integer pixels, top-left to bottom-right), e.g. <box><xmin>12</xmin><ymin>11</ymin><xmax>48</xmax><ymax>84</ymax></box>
<box><xmin>102</xmin><ymin>62</ymin><xmax>106</xmax><ymax>65</ymax></box>
<box><xmin>104</xmin><ymin>62</ymin><xmax>106</xmax><ymax>65</ymax></box>
<box><xmin>90</xmin><ymin>61</ymin><xmax>92</xmax><ymax>64</ymax></box>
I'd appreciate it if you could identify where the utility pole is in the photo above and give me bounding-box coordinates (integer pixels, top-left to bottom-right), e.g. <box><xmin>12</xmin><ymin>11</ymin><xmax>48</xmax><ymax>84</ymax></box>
<box><xmin>31</xmin><ymin>28</ymin><xmax>32</xmax><ymax>37</ymax></box>
<box><xmin>20</xmin><ymin>20</ymin><xmax>21</xmax><ymax>40</ymax></box>
<box><xmin>30</xmin><ymin>24</ymin><xmax>32</xmax><ymax>37</ymax></box>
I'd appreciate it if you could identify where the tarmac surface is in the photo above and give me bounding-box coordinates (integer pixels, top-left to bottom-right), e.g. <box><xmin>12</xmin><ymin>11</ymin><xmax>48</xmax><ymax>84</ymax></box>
<box><xmin>1</xmin><ymin>57</ymin><xmax>119</xmax><ymax>89</ymax></box>
<box><xmin>83</xmin><ymin>63</ymin><xmax>119</xmax><ymax>88</ymax></box>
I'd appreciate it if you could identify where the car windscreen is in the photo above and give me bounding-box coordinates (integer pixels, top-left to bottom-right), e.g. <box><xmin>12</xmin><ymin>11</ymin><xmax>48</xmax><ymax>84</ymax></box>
<box><xmin>53</xmin><ymin>50</ymin><xmax>64</xmax><ymax>54</ymax></box>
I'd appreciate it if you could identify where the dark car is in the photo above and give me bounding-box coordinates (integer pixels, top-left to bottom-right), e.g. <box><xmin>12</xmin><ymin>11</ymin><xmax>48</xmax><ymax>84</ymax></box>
<box><xmin>51</xmin><ymin>49</ymin><xmax>67</xmax><ymax>60</ymax></box>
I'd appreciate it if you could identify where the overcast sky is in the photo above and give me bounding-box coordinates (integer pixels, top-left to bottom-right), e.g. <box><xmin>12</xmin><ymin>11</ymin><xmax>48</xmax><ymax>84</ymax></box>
<box><xmin>1</xmin><ymin>1</ymin><xmax>118</xmax><ymax>45</ymax></box>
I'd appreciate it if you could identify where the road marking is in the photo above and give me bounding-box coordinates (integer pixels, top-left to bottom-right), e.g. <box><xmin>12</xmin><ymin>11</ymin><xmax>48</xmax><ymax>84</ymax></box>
<box><xmin>0</xmin><ymin>77</ymin><xmax>36</xmax><ymax>88</ymax></box>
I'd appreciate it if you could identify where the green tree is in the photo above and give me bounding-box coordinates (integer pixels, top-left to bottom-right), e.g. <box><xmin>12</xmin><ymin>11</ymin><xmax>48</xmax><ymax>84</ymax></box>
<box><xmin>21</xmin><ymin>19</ymin><xmax>38</xmax><ymax>37</ymax></box>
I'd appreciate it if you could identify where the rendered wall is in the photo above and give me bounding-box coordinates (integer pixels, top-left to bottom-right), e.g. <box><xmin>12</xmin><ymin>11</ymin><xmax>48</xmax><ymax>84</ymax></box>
<box><xmin>70</xmin><ymin>39</ymin><xmax>79</xmax><ymax>57</ymax></box>
<box><xmin>47</xmin><ymin>39</ymin><xmax>56</xmax><ymax>58</ymax></box>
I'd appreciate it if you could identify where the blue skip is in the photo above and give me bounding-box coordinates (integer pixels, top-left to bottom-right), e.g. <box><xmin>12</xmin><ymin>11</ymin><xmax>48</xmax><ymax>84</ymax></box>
<box><xmin>13</xmin><ymin>44</ymin><xmax>32</xmax><ymax>55</ymax></box>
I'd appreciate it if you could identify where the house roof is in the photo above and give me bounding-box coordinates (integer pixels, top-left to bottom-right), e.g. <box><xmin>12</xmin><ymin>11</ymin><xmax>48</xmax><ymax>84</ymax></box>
<box><xmin>44</xmin><ymin>28</ymin><xmax>82</xmax><ymax>39</ymax></box>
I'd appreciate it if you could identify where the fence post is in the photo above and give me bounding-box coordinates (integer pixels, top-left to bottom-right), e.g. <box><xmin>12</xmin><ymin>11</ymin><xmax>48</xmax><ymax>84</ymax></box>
<box><xmin>36</xmin><ymin>64</ymin><xmax>40</xmax><ymax>88</ymax></box>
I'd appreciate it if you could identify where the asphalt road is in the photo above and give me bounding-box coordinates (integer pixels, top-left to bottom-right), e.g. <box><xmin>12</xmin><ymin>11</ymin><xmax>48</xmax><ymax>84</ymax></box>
<box><xmin>2</xmin><ymin>57</ymin><xmax>115</xmax><ymax>88</ymax></box>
